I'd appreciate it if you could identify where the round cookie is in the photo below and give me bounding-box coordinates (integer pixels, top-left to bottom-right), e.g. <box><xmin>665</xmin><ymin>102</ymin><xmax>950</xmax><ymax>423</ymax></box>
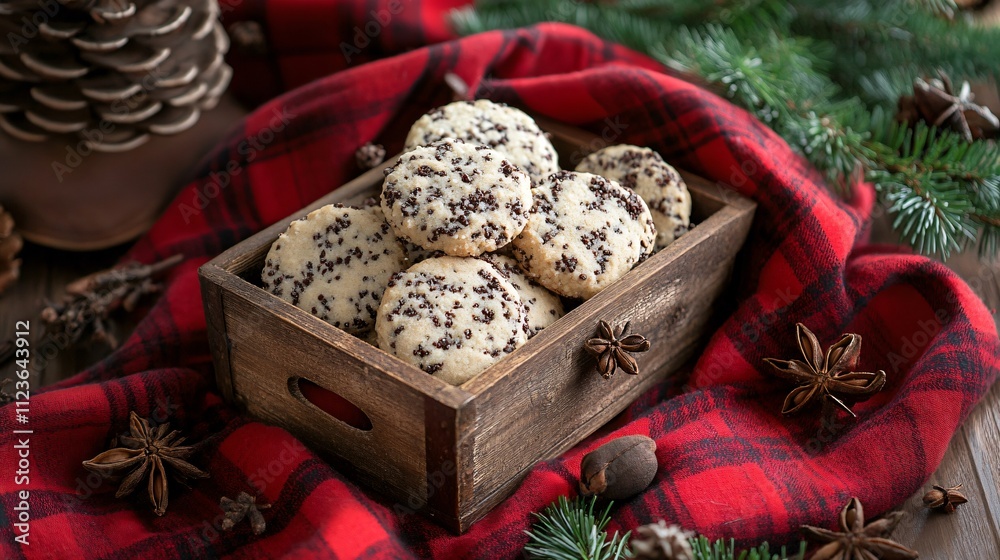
<box><xmin>512</xmin><ymin>171</ymin><xmax>656</xmax><ymax>300</ymax></box>
<box><xmin>262</xmin><ymin>204</ymin><xmax>407</xmax><ymax>333</ymax></box>
<box><xmin>402</xmin><ymin>240</ymin><xmax>443</xmax><ymax>265</ymax></box>
<box><xmin>480</xmin><ymin>253</ymin><xmax>564</xmax><ymax>337</ymax></box>
<box><xmin>375</xmin><ymin>256</ymin><xmax>528</xmax><ymax>385</ymax></box>
<box><xmin>405</xmin><ymin>99</ymin><xmax>560</xmax><ymax>184</ymax></box>
<box><xmin>381</xmin><ymin>139</ymin><xmax>532</xmax><ymax>257</ymax></box>
<box><xmin>576</xmin><ymin>145</ymin><xmax>692</xmax><ymax>248</ymax></box>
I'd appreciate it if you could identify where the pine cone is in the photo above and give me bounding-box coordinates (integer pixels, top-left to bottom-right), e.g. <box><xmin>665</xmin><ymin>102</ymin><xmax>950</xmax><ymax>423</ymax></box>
<box><xmin>0</xmin><ymin>0</ymin><xmax>232</xmax><ymax>152</ymax></box>
<box><xmin>355</xmin><ymin>141</ymin><xmax>385</xmax><ymax>170</ymax></box>
<box><xmin>0</xmin><ymin>205</ymin><xmax>22</xmax><ymax>294</ymax></box>
<box><xmin>630</xmin><ymin>521</ymin><xmax>694</xmax><ymax>560</ymax></box>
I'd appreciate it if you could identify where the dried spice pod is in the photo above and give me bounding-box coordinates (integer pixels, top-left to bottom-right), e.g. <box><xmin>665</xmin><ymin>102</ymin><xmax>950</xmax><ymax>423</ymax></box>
<box><xmin>923</xmin><ymin>483</ymin><xmax>968</xmax><ymax>513</ymax></box>
<box><xmin>579</xmin><ymin>435</ymin><xmax>657</xmax><ymax>500</ymax></box>
<box><xmin>896</xmin><ymin>72</ymin><xmax>999</xmax><ymax>141</ymax></box>
<box><xmin>584</xmin><ymin>320</ymin><xmax>651</xmax><ymax>379</ymax></box>
<box><xmin>221</xmin><ymin>491</ymin><xmax>271</xmax><ymax>535</ymax></box>
<box><xmin>763</xmin><ymin>323</ymin><xmax>886</xmax><ymax>418</ymax></box>
<box><xmin>801</xmin><ymin>497</ymin><xmax>917</xmax><ymax>560</ymax></box>
<box><xmin>82</xmin><ymin>411</ymin><xmax>210</xmax><ymax>516</ymax></box>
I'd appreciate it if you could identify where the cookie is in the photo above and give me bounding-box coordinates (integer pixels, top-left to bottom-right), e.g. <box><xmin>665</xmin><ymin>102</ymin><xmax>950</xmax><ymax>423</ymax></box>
<box><xmin>375</xmin><ymin>256</ymin><xmax>528</xmax><ymax>385</ymax></box>
<box><xmin>402</xmin><ymin>240</ymin><xmax>442</xmax><ymax>265</ymax></box>
<box><xmin>262</xmin><ymin>205</ymin><xmax>407</xmax><ymax>333</ymax></box>
<box><xmin>576</xmin><ymin>145</ymin><xmax>691</xmax><ymax>248</ymax></box>
<box><xmin>479</xmin><ymin>253</ymin><xmax>564</xmax><ymax>337</ymax></box>
<box><xmin>512</xmin><ymin>171</ymin><xmax>656</xmax><ymax>300</ymax></box>
<box><xmin>381</xmin><ymin>139</ymin><xmax>532</xmax><ymax>257</ymax></box>
<box><xmin>405</xmin><ymin>99</ymin><xmax>560</xmax><ymax>184</ymax></box>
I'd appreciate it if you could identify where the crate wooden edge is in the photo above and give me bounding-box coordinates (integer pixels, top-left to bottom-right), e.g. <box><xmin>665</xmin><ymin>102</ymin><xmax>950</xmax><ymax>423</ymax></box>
<box><xmin>199</xmin><ymin>120</ymin><xmax>759</xmax><ymax>534</ymax></box>
<box><xmin>200</xmin><ymin>172</ymin><xmax>753</xmax><ymax>409</ymax></box>
<box><xmin>199</xmin><ymin>260</ymin><xmax>474</xmax><ymax>411</ymax></box>
<box><xmin>456</xmin><ymin>199</ymin><xmax>756</xmax><ymax>530</ymax></box>
<box><xmin>462</xmin><ymin>177</ymin><xmax>755</xmax><ymax>394</ymax></box>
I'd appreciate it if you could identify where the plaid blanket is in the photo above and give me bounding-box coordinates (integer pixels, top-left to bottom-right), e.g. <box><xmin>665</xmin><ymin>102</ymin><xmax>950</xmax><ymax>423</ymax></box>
<box><xmin>2</xmin><ymin>2</ymin><xmax>997</xmax><ymax>558</ymax></box>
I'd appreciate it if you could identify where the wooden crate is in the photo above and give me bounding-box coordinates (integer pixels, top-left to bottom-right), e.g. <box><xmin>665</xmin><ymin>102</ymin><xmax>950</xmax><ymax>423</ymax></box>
<box><xmin>199</xmin><ymin>121</ymin><xmax>756</xmax><ymax>533</ymax></box>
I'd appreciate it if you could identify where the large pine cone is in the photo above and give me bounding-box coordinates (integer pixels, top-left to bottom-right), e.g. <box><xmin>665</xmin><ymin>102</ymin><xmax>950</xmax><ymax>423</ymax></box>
<box><xmin>0</xmin><ymin>0</ymin><xmax>231</xmax><ymax>152</ymax></box>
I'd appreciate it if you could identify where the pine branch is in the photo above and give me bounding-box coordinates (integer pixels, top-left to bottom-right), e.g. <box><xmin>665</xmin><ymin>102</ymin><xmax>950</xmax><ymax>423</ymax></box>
<box><xmin>688</xmin><ymin>535</ymin><xmax>808</xmax><ymax>560</ymax></box>
<box><xmin>522</xmin><ymin>496</ymin><xmax>809</xmax><ymax>560</ymax></box>
<box><xmin>453</xmin><ymin>0</ymin><xmax>1000</xmax><ymax>259</ymax></box>
<box><xmin>523</xmin><ymin>496</ymin><xmax>630</xmax><ymax>560</ymax></box>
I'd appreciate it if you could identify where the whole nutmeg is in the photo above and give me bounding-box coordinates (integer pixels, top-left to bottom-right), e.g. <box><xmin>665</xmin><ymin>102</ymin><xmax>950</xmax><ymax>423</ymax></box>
<box><xmin>580</xmin><ymin>435</ymin><xmax>658</xmax><ymax>500</ymax></box>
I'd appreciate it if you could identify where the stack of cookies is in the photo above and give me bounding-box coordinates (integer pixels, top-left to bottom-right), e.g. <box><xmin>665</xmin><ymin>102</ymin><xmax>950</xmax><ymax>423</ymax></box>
<box><xmin>262</xmin><ymin>100</ymin><xmax>692</xmax><ymax>385</ymax></box>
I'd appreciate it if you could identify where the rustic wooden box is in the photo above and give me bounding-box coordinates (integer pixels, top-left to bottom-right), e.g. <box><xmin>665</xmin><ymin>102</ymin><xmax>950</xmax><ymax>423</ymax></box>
<box><xmin>199</xmin><ymin>120</ymin><xmax>756</xmax><ymax>533</ymax></box>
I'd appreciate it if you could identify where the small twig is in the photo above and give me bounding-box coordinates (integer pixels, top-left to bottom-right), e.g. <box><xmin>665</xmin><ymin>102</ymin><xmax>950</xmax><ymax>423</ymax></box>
<box><xmin>40</xmin><ymin>254</ymin><xmax>184</xmax><ymax>351</ymax></box>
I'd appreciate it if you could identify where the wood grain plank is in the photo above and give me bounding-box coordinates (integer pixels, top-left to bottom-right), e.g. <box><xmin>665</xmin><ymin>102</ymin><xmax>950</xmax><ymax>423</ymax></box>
<box><xmin>870</xmin><ymin>216</ymin><xmax>1000</xmax><ymax>557</ymax></box>
<box><xmin>0</xmin><ymin>242</ymin><xmax>126</xmax><ymax>388</ymax></box>
<box><xmin>891</xmin><ymin>431</ymin><xmax>1000</xmax><ymax>559</ymax></box>
<box><xmin>220</xmin><ymin>277</ymin><xmax>433</xmax><ymax>506</ymax></box>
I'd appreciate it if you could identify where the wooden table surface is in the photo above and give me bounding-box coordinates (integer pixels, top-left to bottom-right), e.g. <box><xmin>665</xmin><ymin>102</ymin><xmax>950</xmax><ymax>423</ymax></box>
<box><xmin>2</xmin><ymin>221</ymin><xmax>998</xmax><ymax>559</ymax></box>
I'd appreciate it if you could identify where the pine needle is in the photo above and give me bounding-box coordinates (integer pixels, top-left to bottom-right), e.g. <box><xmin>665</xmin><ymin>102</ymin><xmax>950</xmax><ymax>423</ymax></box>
<box><xmin>454</xmin><ymin>0</ymin><xmax>1000</xmax><ymax>260</ymax></box>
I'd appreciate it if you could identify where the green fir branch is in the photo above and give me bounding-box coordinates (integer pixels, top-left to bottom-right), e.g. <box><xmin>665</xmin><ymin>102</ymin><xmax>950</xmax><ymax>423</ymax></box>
<box><xmin>522</xmin><ymin>496</ymin><xmax>808</xmax><ymax>560</ymax></box>
<box><xmin>453</xmin><ymin>0</ymin><xmax>1000</xmax><ymax>260</ymax></box>
<box><xmin>523</xmin><ymin>496</ymin><xmax>630</xmax><ymax>560</ymax></box>
<box><xmin>689</xmin><ymin>535</ymin><xmax>808</xmax><ymax>560</ymax></box>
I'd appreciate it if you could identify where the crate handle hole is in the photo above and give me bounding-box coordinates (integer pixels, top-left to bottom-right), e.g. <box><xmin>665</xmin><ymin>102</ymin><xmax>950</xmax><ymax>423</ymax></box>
<box><xmin>288</xmin><ymin>377</ymin><xmax>373</xmax><ymax>431</ymax></box>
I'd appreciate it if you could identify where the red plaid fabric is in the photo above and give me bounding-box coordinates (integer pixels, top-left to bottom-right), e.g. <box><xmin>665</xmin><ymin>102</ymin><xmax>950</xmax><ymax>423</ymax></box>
<box><xmin>2</xmin><ymin>2</ymin><xmax>998</xmax><ymax>559</ymax></box>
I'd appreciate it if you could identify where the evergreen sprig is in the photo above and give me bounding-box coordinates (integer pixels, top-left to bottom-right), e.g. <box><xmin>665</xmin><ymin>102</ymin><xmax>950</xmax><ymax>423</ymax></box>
<box><xmin>522</xmin><ymin>496</ymin><xmax>808</xmax><ymax>560</ymax></box>
<box><xmin>523</xmin><ymin>496</ymin><xmax>630</xmax><ymax>560</ymax></box>
<box><xmin>453</xmin><ymin>0</ymin><xmax>1000</xmax><ymax>260</ymax></box>
<box><xmin>688</xmin><ymin>535</ymin><xmax>808</xmax><ymax>560</ymax></box>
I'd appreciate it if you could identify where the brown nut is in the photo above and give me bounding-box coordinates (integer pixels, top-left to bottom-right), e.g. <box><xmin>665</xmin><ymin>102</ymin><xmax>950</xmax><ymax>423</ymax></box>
<box><xmin>579</xmin><ymin>435</ymin><xmax>658</xmax><ymax>500</ymax></box>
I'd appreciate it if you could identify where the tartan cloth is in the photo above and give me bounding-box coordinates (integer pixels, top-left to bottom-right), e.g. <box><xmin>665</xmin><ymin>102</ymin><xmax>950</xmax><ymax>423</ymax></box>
<box><xmin>3</xmin><ymin>3</ymin><xmax>1000</xmax><ymax>559</ymax></box>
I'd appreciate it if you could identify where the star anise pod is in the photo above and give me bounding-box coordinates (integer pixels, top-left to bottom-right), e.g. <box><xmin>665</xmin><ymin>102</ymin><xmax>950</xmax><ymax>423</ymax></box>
<box><xmin>763</xmin><ymin>323</ymin><xmax>886</xmax><ymax>417</ymax></box>
<box><xmin>922</xmin><ymin>483</ymin><xmax>968</xmax><ymax>514</ymax></box>
<box><xmin>41</xmin><ymin>254</ymin><xmax>183</xmax><ymax>350</ymax></box>
<box><xmin>82</xmin><ymin>411</ymin><xmax>209</xmax><ymax>516</ymax></box>
<box><xmin>221</xmin><ymin>491</ymin><xmax>271</xmax><ymax>535</ymax></box>
<box><xmin>897</xmin><ymin>72</ymin><xmax>1000</xmax><ymax>141</ymax></box>
<box><xmin>802</xmin><ymin>497</ymin><xmax>918</xmax><ymax>560</ymax></box>
<box><xmin>584</xmin><ymin>320</ymin><xmax>651</xmax><ymax>379</ymax></box>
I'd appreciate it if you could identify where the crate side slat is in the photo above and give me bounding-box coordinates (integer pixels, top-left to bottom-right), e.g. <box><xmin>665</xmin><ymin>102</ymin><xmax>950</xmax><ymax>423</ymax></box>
<box><xmin>463</xmin><ymin>205</ymin><xmax>752</xmax><ymax>526</ymax></box>
<box><xmin>219</xmin><ymin>279</ymin><xmax>432</xmax><ymax>506</ymax></box>
<box><xmin>457</xmin><ymin>124</ymin><xmax>757</xmax><ymax>529</ymax></box>
<box><xmin>200</xmin><ymin>116</ymin><xmax>759</xmax><ymax>534</ymax></box>
<box><xmin>199</xmin><ymin>264</ymin><xmax>238</xmax><ymax>403</ymax></box>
